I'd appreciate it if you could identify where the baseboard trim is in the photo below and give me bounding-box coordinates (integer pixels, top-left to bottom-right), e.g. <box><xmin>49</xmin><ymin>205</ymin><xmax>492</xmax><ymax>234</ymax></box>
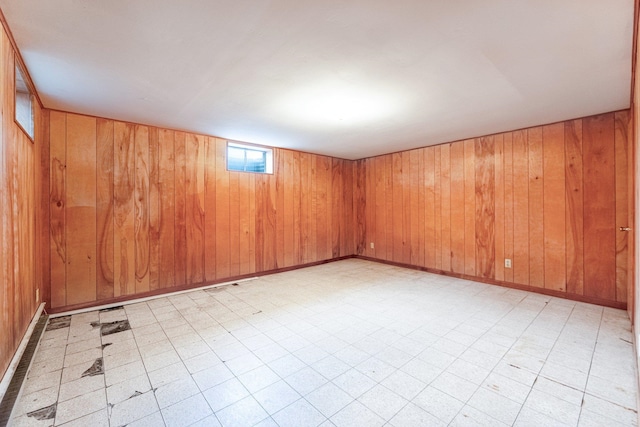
<box><xmin>0</xmin><ymin>303</ymin><xmax>47</xmax><ymax>424</ymax></box>
<box><xmin>48</xmin><ymin>256</ymin><xmax>354</xmax><ymax>315</ymax></box>
<box><xmin>355</xmin><ymin>256</ymin><xmax>627</xmax><ymax>310</ymax></box>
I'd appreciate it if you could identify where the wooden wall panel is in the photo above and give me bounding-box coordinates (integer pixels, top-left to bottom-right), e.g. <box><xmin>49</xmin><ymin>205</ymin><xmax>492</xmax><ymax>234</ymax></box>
<box><xmin>614</xmin><ymin>111</ymin><xmax>631</xmax><ymax>303</ymax></box>
<box><xmin>565</xmin><ymin>120</ymin><xmax>584</xmax><ymax>295</ymax></box>
<box><xmin>542</xmin><ymin>123</ymin><xmax>566</xmax><ymax>291</ymax></box>
<box><xmin>583</xmin><ymin>114</ymin><xmax>616</xmax><ymax>301</ymax></box>
<box><xmin>65</xmin><ymin>114</ymin><xmax>97</xmax><ymax>305</ymax></box>
<box><xmin>528</xmin><ymin>127</ymin><xmax>544</xmax><ymax>288</ymax></box>
<box><xmin>96</xmin><ymin>119</ymin><xmax>114</xmax><ymax>299</ymax></box>
<box><xmin>45</xmin><ymin>111</ymin><xmax>355</xmax><ymax>312</ymax></box>
<box><xmin>494</xmin><ymin>135</ymin><xmax>505</xmax><ymax>282</ymax></box>
<box><xmin>475</xmin><ymin>137</ymin><xmax>495</xmax><ymax>279</ymax></box>
<box><xmin>450</xmin><ymin>142</ymin><xmax>465</xmax><ymax>274</ymax></box>
<box><xmin>355</xmin><ymin>111</ymin><xmax>631</xmax><ymax>308</ymax></box>
<box><xmin>463</xmin><ymin>140</ymin><xmax>476</xmax><ymax>276</ymax></box>
<box><xmin>113</xmin><ymin>122</ymin><xmax>135</xmax><ymax>296</ymax></box>
<box><xmin>134</xmin><ymin>126</ymin><xmax>150</xmax><ymax>293</ymax></box>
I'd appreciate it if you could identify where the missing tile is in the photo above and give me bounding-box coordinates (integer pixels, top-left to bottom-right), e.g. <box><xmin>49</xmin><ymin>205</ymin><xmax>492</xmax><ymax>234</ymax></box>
<box><xmin>99</xmin><ymin>306</ymin><xmax>124</xmax><ymax>313</ymax></box>
<box><xmin>26</xmin><ymin>403</ymin><xmax>56</xmax><ymax>420</ymax></box>
<box><xmin>45</xmin><ymin>316</ymin><xmax>71</xmax><ymax>331</ymax></box>
<box><xmin>100</xmin><ymin>320</ymin><xmax>131</xmax><ymax>336</ymax></box>
<box><xmin>81</xmin><ymin>358</ymin><xmax>104</xmax><ymax>377</ymax></box>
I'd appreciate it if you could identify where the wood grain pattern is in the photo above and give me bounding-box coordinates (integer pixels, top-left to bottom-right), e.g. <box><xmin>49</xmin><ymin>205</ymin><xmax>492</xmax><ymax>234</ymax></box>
<box><xmin>113</xmin><ymin>122</ymin><xmax>135</xmax><ymax>296</ymax></box>
<box><xmin>583</xmin><ymin>114</ymin><xmax>616</xmax><ymax>301</ymax></box>
<box><xmin>494</xmin><ymin>134</ymin><xmax>505</xmax><ymax>282</ymax></box>
<box><xmin>542</xmin><ymin>123</ymin><xmax>566</xmax><ymax>291</ymax></box>
<box><xmin>65</xmin><ymin>114</ymin><xmax>97</xmax><ymax>304</ymax></box>
<box><xmin>475</xmin><ymin>137</ymin><xmax>495</xmax><ymax>279</ymax></box>
<box><xmin>565</xmin><ymin>120</ymin><xmax>584</xmax><ymax>295</ymax></box>
<box><xmin>450</xmin><ymin>142</ymin><xmax>465</xmax><ymax>274</ymax></box>
<box><xmin>158</xmin><ymin>130</ymin><xmax>175</xmax><ymax>288</ymax></box>
<box><xmin>134</xmin><ymin>125</ymin><xmax>150</xmax><ymax>293</ymax></box>
<box><xmin>434</xmin><ymin>146</ymin><xmax>442</xmax><ymax>270</ymax></box>
<box><xmin>96</xmin><ymin>119</ymin><xmax>114</xmax><ymax>299</ymax></box>
<box><xmin>512</xmin><ymin>130</ymin><xmax>529</xmax><ymax>285</ymax></box>
<box><xmin>185</xmin><ymin>133</ymin><xmax>205</xmax><ymax>284</ymax></box>
<box><xmin>215</xmin><ymin>138</ymin><xmax>230</xmax><ymax>278</ymax></box>
<box><xmin>528</xmin><ymin>127</ymin><xmax>544</xmax><ymax>288</ymax></box>
<box><xmin>410</xmin><ymin>150</ymin><xmax>421</xmax><ymax>266</ymax></box>
<box><xmin>148</xmin><ymin>128</ymin><xmax>160</xmax><ymax>290</ymax></box>
<box><xmin>173</xmin><ymin>132</ymin><xmax>187</xmax><ymax>286</ymax></box>
<box><xmin>204</xmin><ymin>136</ymin><xmax>216</xmax><ymax>282</ymax></box>
<box><xmin>49</xmin><ymin>111</ymin><xmax>66</xmax><ymax>308</ymax></box>
<box><xmin>424</xmin><ymin>148</ymin><xmax>435</xmax><ymax>269</ymax></box>
<box><xmin>392</xmin><ymin>153</ymin><xmax>403</xmax><ymax>262</ymax></box>
<box><xmin>503</xmin><ymin>133</ymin><xmax>514</xmax><ymax>283</ymax></box>
<box><xmin>440</xmin><ymin>145</ymin><xmax>451</xmax><ymax>272</ymax></box>
<box><xmin>463</xmin><ymin>140</ymin><xmax>476</xmax><ymax>276</ymax></box>
<box><xmin>615</xmin><ymin>111</ymin><xmax>631</xmax><ymax>303</ymax></box>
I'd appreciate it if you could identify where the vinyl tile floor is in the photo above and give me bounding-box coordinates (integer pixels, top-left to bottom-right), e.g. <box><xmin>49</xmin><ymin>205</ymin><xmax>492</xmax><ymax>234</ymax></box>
<box><xmin>8</xmin><ymin>259</ymin><xmax>639</xmax><ymax>426</ymax></box>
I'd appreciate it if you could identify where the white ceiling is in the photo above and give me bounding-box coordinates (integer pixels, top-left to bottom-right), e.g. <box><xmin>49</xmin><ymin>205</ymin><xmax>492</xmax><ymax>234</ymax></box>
<box><xmin>1</xmin><ymin>0</ymin><xmax>634</xmax><ymax>160</ymax></box>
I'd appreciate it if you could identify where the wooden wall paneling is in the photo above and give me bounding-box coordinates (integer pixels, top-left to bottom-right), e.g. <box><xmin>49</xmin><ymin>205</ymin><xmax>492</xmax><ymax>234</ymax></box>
<box><xmin>503</xmin><ymin>133</ymin><xmax>514</xmax><ymax>283</ymax></box>
<box><xmin>402</xmin><ymin>151</ymin><xmax>412</xmax><ymax>264</ymax></box>
<box><xmin>542</xmin><ymin>123</ymin><xmax>567</xmax><ymax>291</ymax></box>
<box><xmin>228</xmin><ymin>170</ymin><xmax>241</xmax><ymax>277</ymax></box>
<box><xmin>528</xmin><ymin>127</ymin><xmax>544</xmax><ymax>288</ymax></box>
<box><xmin>332</xmin><ymin>158</ymin><xmax>344</xmax><ymax>258</ymax></box>
<box><xmin>248</xmin><ymin>169</ymin><xmax>256</xmax><ymax>273</ymax></box>
<box><xmin>624</xmin><ymin>109</ymin><xmax>634</xmax><ymax>308</ymax></box>
<box><xmin>434</xmin><ymin>146</ymin><xmax>442</xmax><ymax>270</ymax></box>
<box><xmin>49</xmin><ymin>111</ymin><xmax>66</xmax><ymax>307</ymax></box>
<box><xmin>424</xmin><ymin>147</ymin><xmax>436</xmax><ymax>269</ymax></box>
<box><xmin>354</xmin><ymin>159</ymin><xmax>366</xmax><ymax>255</ymax></box>
<box><xmin>96</xmin><ymin>119</ymin><xmax>114</xmax><ymax>299</ymax></box>
<box><xmin>309</xmin><ymin>156</ymin><xmax>318</xmax><ymax>263</ymax></box>
<box><xmin>113</xmin><ymin>122</ymin><xmax>136</xmax><ymax>296</ymax></box>
<box><xmin>494</xmin><ymin>134</ymin><xmax>505</xmax><ymax>282</ymax></box>
<box><xmin>215</xmin><ymin>138</ymin><xmax>230</xmax><ymax>278</ymax></box>
<box><xmin>371</xmin><ymin>157</ymin><xmax>383</xmax><ymax>259</ymax></box>
<box><xmin>384</xmin><ymin>155</ymin><xmax>393</xmax><ymax>261</ymax></box>
<box><xmin>615</xmin><ymin>111</ymin><xmax>631</xmax><ymax>303</ymax></box>
<box><xmin>204</xmin><ymin>136</ymin><xmax>216</xmax><ymax>282</ymax></box>
<box><xmin>361</xmin><ymin>158</ymin><xmax>371</xmax><ymax>258</ymax></box>
<box><xmin>148</xmin><ymin>128</ymin><xmax>160</xmax><ymax>290</ymax></box>
<box><xmin>276</xmin><ymin>152</ymin><xmax>286</xmax><ymax>266</ymax></box>
<box><xmin>316</xmin><ymin>155</ymin><xmax>330</xmax><ymax>260</ymax></box>
<box><xmin>450</xmin><ymin>142</ymin><xmax>465</xmax><ymax>274</ymax></box>
<box><xmin>173</xmin><ymin>131</ymin><xmax>187</xmax><ymax>286</ymax></box>
<box><xmin>39</xmin><ymin>110</ymin><xmax>51</xmax><ymax>305</ymax></box>
<box><xmin>300</xmin><ymin>153</ymin><xmax>311</xmax><ymax>260</ymax></box>
<box><xmin>0</xmin><ymin>36</ymin><xmax>7</xmax><ymax>369</ymax></box>
<box><xmin>392</xmin><ymin>153</ymin><xmax>403</xmax><ymax>262</ymax></box>
<box><xmin>410</xmin><ymin>150</ymin><xmax>422</xmax><ymax>266</ymax></box>
<box><xmin>342</xmin><ymin>159</ymin><xmax>354</xmax><ymax>256</ymax></box>
<box><xmin>440</xmin><ymin>145</ymin><xmax>451</xmax><ymax>271</ymax></box>
<box><xmin>463</xmin><ymin>140</ymin><xmax>476</xmax><ymax>276</ymax></box>
<box><xmin>65</xmin><ymin>114</ymin><xmax>97</xmax><ymax>304</ymax></box>
<box><xmin>185</xmin><ymin>133</ymin><xmax>205</xmax><ymax>284</ymax></box>
<box><xmin>565</xmin><ymin>120</ymin><xmax>584</xmax><ymax>295</ymax></box>
<box><xmin>583</xmin><ymin>114</ymin><xmax>616</xmax><ymax>300</ymax></box>
<box><xmin>475</xmin><ymin>137</ymin><xmax>496</xmax><ymax>279</ymax></box>
<box><xmin>512</xmin><ymin>130</ymin><xmax>530</xmax><ymax>285</ymax></box>
<box><xmin>292</xmin><ymin>152</ymin><xmax>302</xmax><ymax>263</ymax></box>
<box><xmin>238</xmin><ymin>168</ymin><xmax>251</xmax><ymax>275</ymax></box>
<box><xmin>284</xmin><ymin>152</ymin><xmax>295</xmax><ymax>265</ymax></box>
<box><xmin>158</xmin><ymin>130</ymin><xmax>175</xmax><ymax>288</ymax></box>
<box><xmin>267</xmin><ymin>155</ymin><xmax>279</xmax><ymax>269</ymax></box>
<box><xmin>416</xmin><ymin>149</ymin><xmax>426</xmax><ymax>267</ymax></box>
<box><xmin>134</xmin><ymin>126</ymin><xmax>150</xmax><ymax>292</ymax></box>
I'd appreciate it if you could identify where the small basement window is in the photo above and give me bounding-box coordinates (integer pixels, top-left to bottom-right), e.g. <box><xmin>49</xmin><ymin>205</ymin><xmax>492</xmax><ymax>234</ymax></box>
<box><xmin>227</xmin><ymin>142</ymin><xmax>273</xmax><ymax>173</ymax></box>
<box><xmin>15</xmin><ymin>64</ymin><xmax>34</xmax><ymax>139</ymax></box>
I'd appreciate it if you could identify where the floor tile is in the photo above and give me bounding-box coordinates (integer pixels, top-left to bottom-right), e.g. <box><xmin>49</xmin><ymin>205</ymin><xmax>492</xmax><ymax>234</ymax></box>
<box><xmin>155</xmin><ymin>377</ymin><xmax>201</xmax><ymax>408</ymax></box>
<box><xmin>330</xmin><ymin>401</ymin><xmax>384</xmax><ymax>427</ymax></box>
<box><xmin>215</xmin><ymin>396</ymin><xmax>269</xmax><ymax>427</ymax></box>
<box><xmin>253</xmin><ymin>380</ymin><xmax>301</xmax><ymax>414</ymax></box>
<box><xmin>357</xmin><ymin>384</ymin><xmax>408</xmax><ymax>421</ymax></box>
<box><xmin>272</xmin><ymin>399</ymin><xmax>326</xmax><ymax>427</ymax></box>
<box><xmin>332</xmin><ymin>369</ymin><xmax>376</xmax><ymax>399</ymax></box>
<box><xmin>285</xmin><ymin>367</ymin><xmax>328</xmax><ymax>396</ymax></box>
<box><xmin>412</xmin><ymin>386</ymin><xmax>465</xmax><ymax>424</ymax></box>
<box><xmin>108</xmin><ymin>390</ymin><xmax>158</xmax><ymax>426</ymax></box>
<box><xmin>55</xmin><ymin>388</ymin><xmax>106</xmax><ymax>425</ymax></box>
<box><xmin>306</xmin><ymin>382</ymin><xmax>354</xmax><ymax>417</ymax></box>
<box><xmin>161</xmin><ymin>393</ymin><xmax>212</xmax><ymax>427</ymax></box>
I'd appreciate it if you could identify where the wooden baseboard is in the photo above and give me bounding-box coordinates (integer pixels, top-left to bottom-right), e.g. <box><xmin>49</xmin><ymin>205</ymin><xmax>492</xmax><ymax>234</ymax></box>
<box><xmin>355</xmin><ymin>255</ymin><xmax>628</xmax><ymax>310</ymax></box>
<box><xmin>47</xmin><ymin>256</ymin><xmax>353</xmax><ymax>314</ymax></box>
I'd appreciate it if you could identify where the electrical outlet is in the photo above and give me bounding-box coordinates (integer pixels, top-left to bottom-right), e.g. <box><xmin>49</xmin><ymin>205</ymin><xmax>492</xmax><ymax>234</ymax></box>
<box><xmin>370</xmin><ymin>242</ymin><xmax>375</xmax><ymax>249</ymax></box>
<box><xmin>505</xmin><ymin>259</ymin><xmax>512</xmax><ymax>268</ymax></box>
<box><xmin>36</xmin><ymin>288</ymin><xmax>39</xmax><ymax>303</ymax></box>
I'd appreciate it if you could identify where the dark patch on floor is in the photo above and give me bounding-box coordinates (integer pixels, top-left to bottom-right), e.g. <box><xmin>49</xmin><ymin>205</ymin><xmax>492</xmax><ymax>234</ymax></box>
<box><xmin>100</xmin><ymin>320</ymin><xmax>131</xmax><ymax>336</ymax></box>
<box><xmin>90</xmin><ymin>321</ymin><xmax>101</xmax><ymax>329</ymax></box>
<box><xmin>99</xmin><ymin>306</ymin><xmax>124</xmax><ymax>313</ymax></box>
<box><xmin>206</xmin><ymin>287</ymin><xmax>224</xmax><ymax>294</ymax></box>
<box><xmin>102</xmin><ymin>343</ymin><xmax>112</xmax><ymax>350</ymax></box>
<box><xmin>46</xmin><ymin>316</ymin><xmax>71</xmax><ymax>331</ymax></box>
<box><xmin>82</xmin><ymin>358</ymin><xmax>104</xmax><ymax>377</ymax></box>
<box><xmin>232</xmin><ymin>283</ymin><xmax>239</xmax><ymax>286</ymax></box>
<box><xmin>26</xmin><ymin>403</ymin><xmax>56</xmax><ymax>420</ymax></box>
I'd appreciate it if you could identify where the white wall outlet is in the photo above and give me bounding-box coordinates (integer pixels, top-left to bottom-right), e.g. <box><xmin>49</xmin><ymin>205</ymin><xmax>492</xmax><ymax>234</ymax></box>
<box><xmin>370</xmin><ymin>242</ymin><xmax>374</xmax><ymax>249</ymax></box>
<box><xmin>505</xmin><ymin>259</ymin><xmax>512</xmax><ymax>268</ymax></box>
<box><xmin>36</xmin><ymin>288</ymin><xmax>39</xmax><ymax>303</ymax></box>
